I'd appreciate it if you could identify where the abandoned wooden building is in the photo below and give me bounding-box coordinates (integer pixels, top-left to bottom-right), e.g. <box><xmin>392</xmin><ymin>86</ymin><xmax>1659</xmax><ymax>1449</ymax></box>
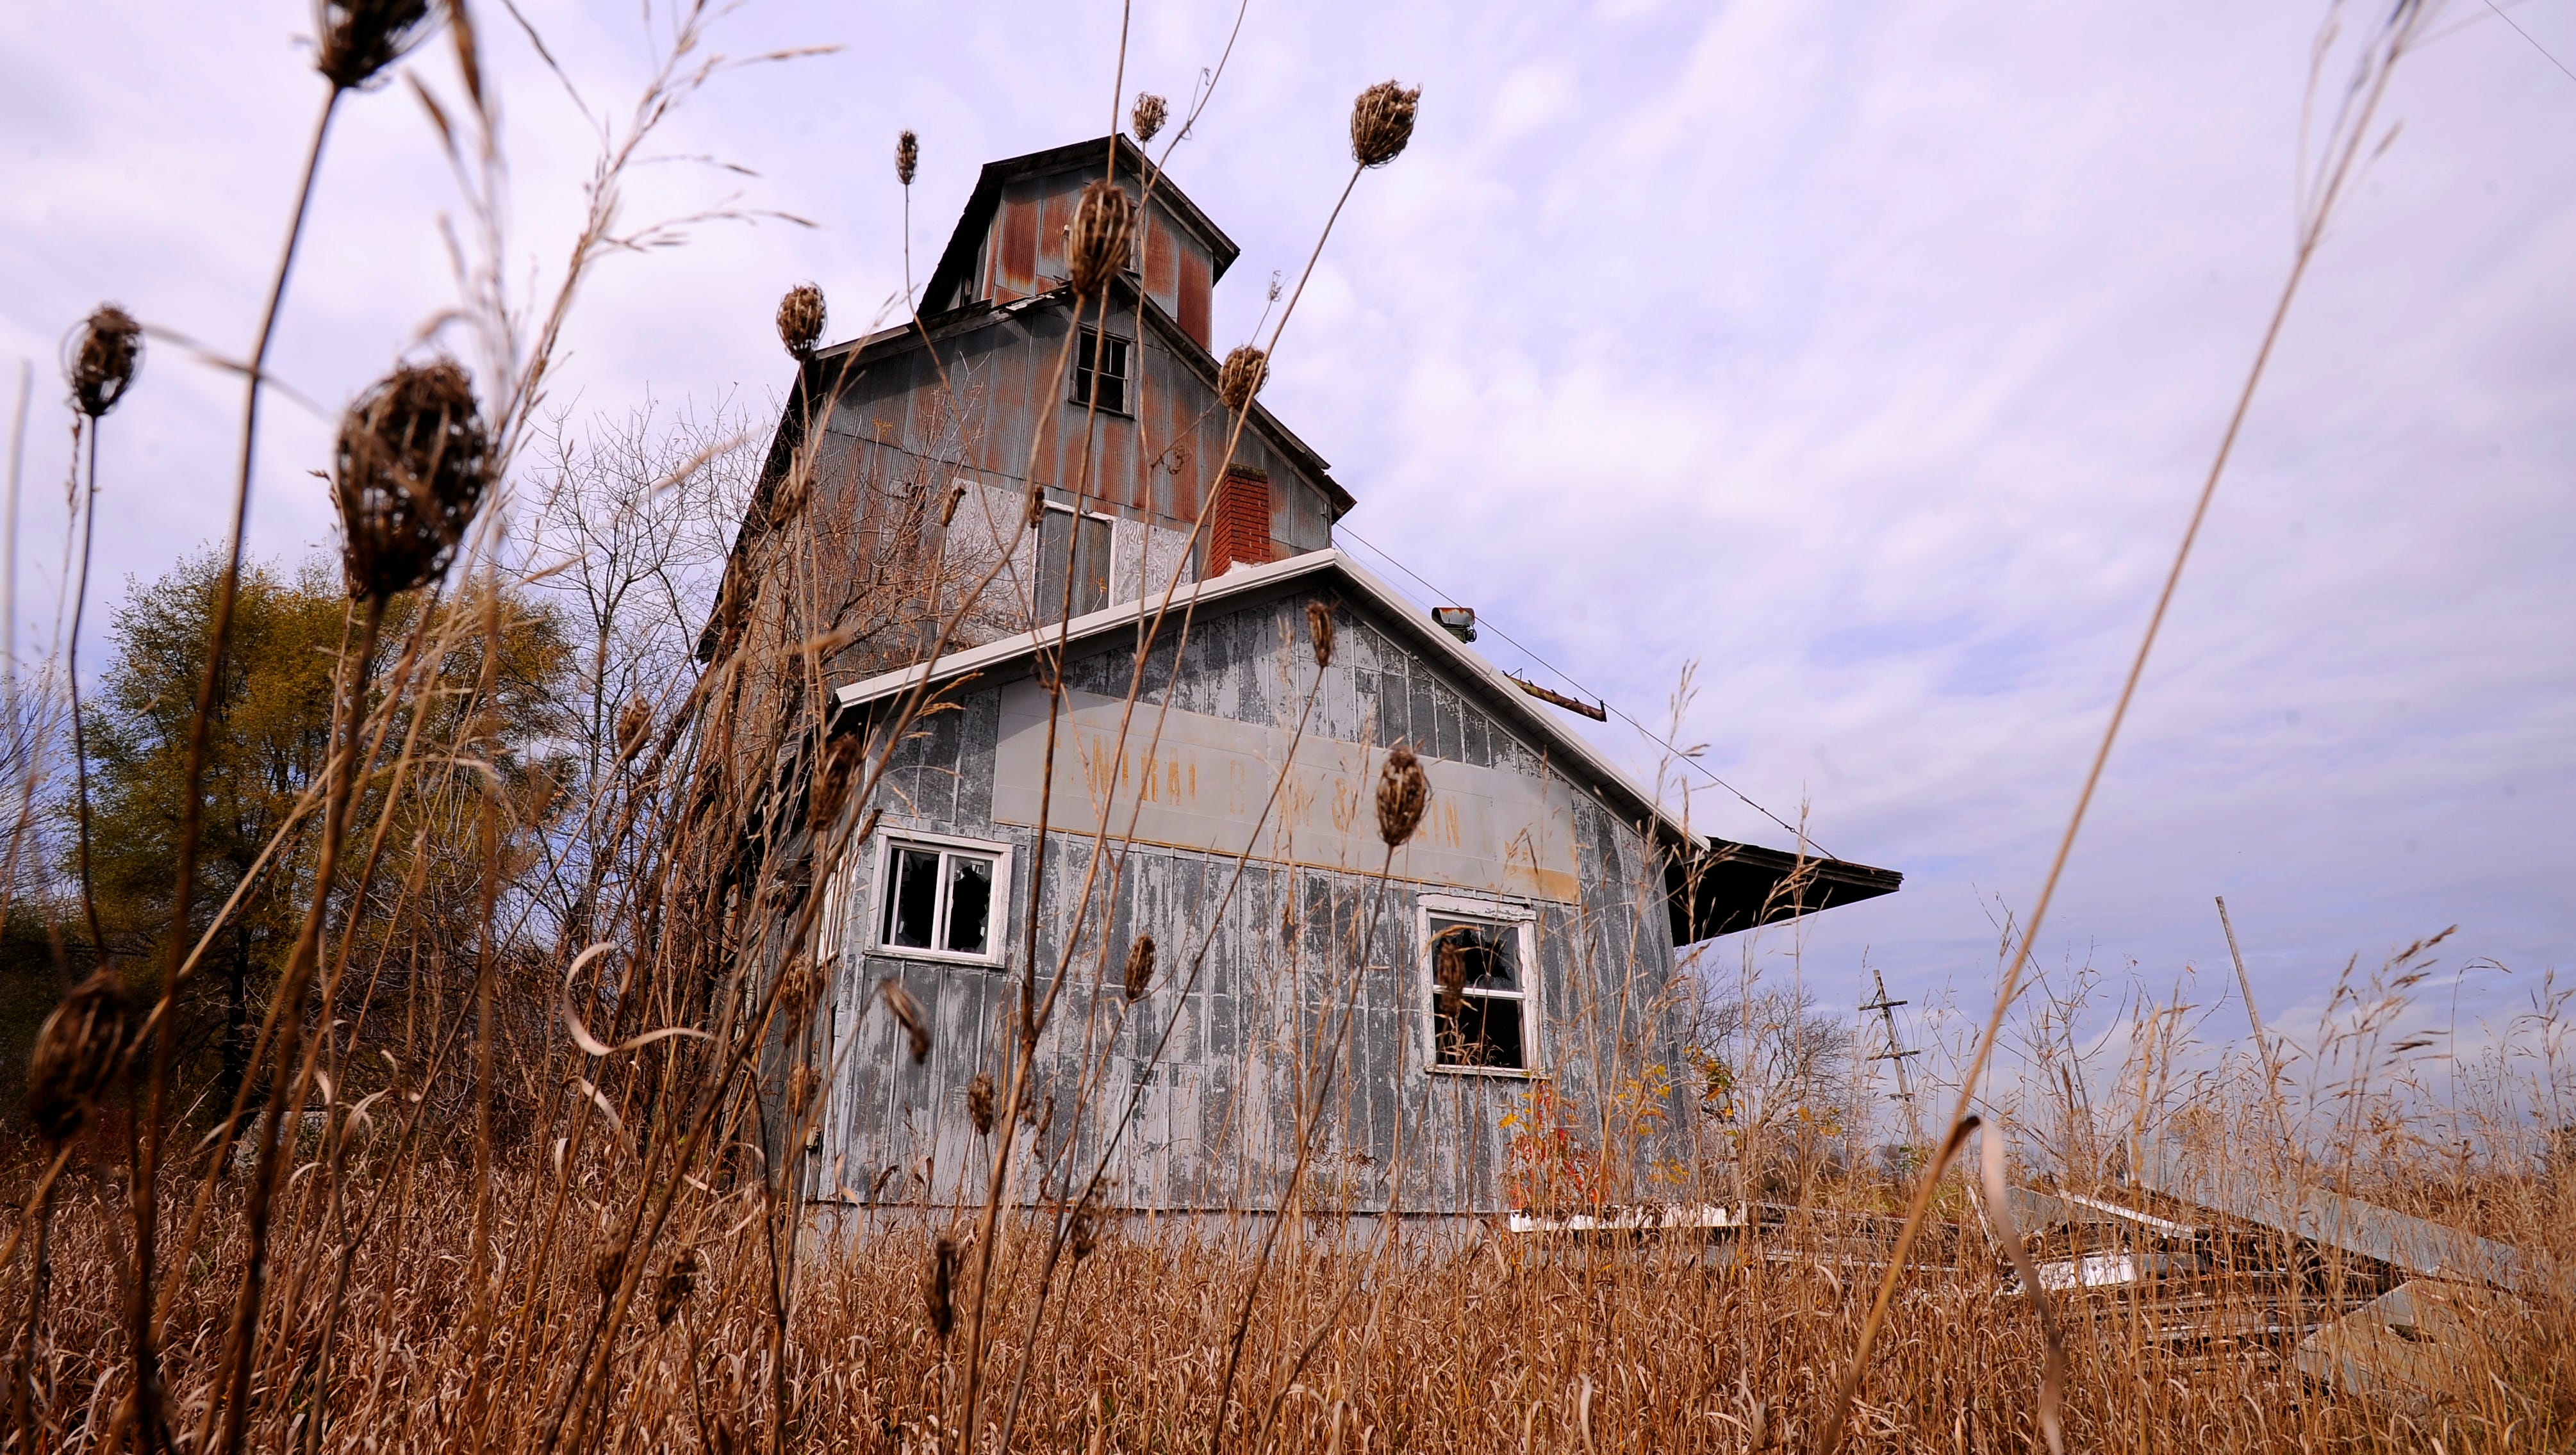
<box><xmin>726</xmin><ymin>136</ymin><xmax>1902</xmax><ymax>1219</ymax></box>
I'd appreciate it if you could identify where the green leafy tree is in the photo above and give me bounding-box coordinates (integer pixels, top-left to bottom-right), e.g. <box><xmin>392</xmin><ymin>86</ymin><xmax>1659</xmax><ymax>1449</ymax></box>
<box><xmin>82</xmin><ymin>549</ymin><xmax>573</xmax><ymax>1115</ymax></box>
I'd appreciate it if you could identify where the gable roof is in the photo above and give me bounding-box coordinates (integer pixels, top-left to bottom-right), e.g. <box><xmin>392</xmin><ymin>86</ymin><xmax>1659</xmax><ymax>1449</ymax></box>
<box><xmin>829</xmin><ymin>548</ymin><xmax>1900</xmax><ymax>941</ymax></box>
<box><xmin>921</xmin><ymin>135</ymin><xmax>1240</xmax><ymax>317</ymax></box>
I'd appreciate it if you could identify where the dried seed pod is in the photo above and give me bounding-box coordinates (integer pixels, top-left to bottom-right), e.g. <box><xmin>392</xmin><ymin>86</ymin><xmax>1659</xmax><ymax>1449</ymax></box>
<box><xmin>769</xmin><ymin>464</ymin><xmax>813</xmax><ymax>525</ymax></box>
<box><xmin>653</xmin><ymin>1249</ymin><xmax>700</xmax><ymax>1328</ymax></box>
<box><xmin>1306</xmin><ymin>600</ymin><xmax>1335</xmax><ymax>668</ymax></box>
<box><xmin>788</xmin><ymin>1062</ymin><xmax>816</xmax><ymax>1117</ymax></box>
<box><xmin>25</xmin><ymin>968</ymin><xmax>131</xmax><ymax>1145</ymax></box>
<box><xmin>1376</xmin><ymin>740</ymin><xmax>1429</xmax><ymax>848</ymax></box>
<box><xmin>1066</xmin><ymin>180</ymin><xmax>1135</xmax><ymax>300</ymax></box>
<box><xmin>593</xmin><ymin>1245</ymin><xmax>626</xmax><ymax>1301</ymax></box>
<box><xmin>67</xmin><ymin>304</ymin><xmax>142</xmax><ymax>418</ymax></box>
<box><xmin>927</xmin><ymin>1236</ymin><xmax>959</xmax><ymax>1338</ymax></box>
<box><xmin>966</xmin><ymin>1072</ymin><xmax>995</xmax><ymax>1136</ymax></box>
<box><xmin>777</xmin><ymin>283</ymin><xmax>826</xmax><ymax>362</ymax></box>
<box><xmin>1435</xmin><ymin>933</ymin><xmax>1468</xmax><ymax>1016</ymax></box>
<box><xmin>332</xmin><ymin>360</ymin><xmax>490</xmax><ymax>600</ymax></box>
<box><xmin>1122</xmin><ymin>935</ymin><xmax>1157</xmax><ymax>1004</ymax></box>
<box><xmin>1025</xmin><ymin>479</ymin><xmax>1047</xmax><ymax>528</ymax></box>
<box><xmin>1218</xmin><ymin>346</ymin><xmax>1266</xmax><ymax>415</ymax></box>
<box><xmin>615</xmin><ymin>695</ymin><xmax>654</xmax><ymax>766</ymax></box>
<box><xmin>1069</xmin><ymin>1203</ymin><xmax>1098</xmax><ymax>1261</ymax></box>
<box><xmin>895</xmin><ymin>129</ymin><xmax>919</xmax><ymax>187</ymax></box>
<box><xmin>1350</xmin><ymin>81</ymin><xmax>1422</xmax><ymax>169</ymax></box>
<box><xmin>809</xmin><ymin>734</ymin><xmax>861</xmax><ymax>830</ymax></box>
<box><xmin>776</xmin><ymin>955</ymin><xmax>821</xmax><ymax>1026</ymax></box>
<box><xmin>1130</xmin><ymin>92</ymin><xmax>1168</xmax><ymax>145</ymax></box>
<box><xmin>880</xmin><ymin>980</ymin><xmax>930</xmax><ymax>1064</ymax></box>
<box><xmin>316</xmin><ymin>0</ymin><xmax>439</xmax><ymax>92</ymax></box>
<box><xmin>940</xmin><ymin>482</ymin><xmax>966</xmax><ymax>527</ymax></box>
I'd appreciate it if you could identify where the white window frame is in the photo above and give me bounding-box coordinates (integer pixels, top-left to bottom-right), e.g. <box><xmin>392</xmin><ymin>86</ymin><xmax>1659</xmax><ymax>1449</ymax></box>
<box><xmin>869</xmin><ymin>828</ymin><xmax>1014</xmax><ymax>967</ymax></box>
<box><xmin>1415</xmin><ymin>894</ymin><xmax>1541</xmax><ymax>1078</ymax></box>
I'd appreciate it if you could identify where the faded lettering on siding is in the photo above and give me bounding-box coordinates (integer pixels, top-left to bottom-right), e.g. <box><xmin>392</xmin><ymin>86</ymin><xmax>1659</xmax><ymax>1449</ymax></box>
<box><xmin>994</xmin><ymin>684</ymin><xmax>1579</xmax><ymax>901</ymax></box>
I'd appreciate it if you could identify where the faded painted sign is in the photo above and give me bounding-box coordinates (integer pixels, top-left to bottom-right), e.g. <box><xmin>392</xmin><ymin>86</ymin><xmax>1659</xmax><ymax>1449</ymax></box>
<box><xmin>994</xmin><ymin>684</ymin><xmax>1581</xmax><ymax>901</ymax></box>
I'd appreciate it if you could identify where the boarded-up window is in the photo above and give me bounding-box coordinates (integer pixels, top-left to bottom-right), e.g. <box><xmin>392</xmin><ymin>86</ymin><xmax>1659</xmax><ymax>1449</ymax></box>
<box><xmin>1036</xmin><ymin>504</ymin><xmax>1111</xmax><ymax>622</ymax></box>
<box><xmin>1208</xmin><ymin>468</ymin><xmax>1273</xmax><ymax>577</ymax></box>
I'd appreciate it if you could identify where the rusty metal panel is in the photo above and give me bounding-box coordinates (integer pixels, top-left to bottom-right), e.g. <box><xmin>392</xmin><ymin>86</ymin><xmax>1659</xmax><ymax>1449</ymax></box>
<box><xmin>1177</xmin><ymin>249</ymin><xmax>1212</xmax><ymax>349</ymax></box>
<box><xmin>998</xmin><ymin>186</ymin><xmax>1039</xmax><ymax>298</ymax></box>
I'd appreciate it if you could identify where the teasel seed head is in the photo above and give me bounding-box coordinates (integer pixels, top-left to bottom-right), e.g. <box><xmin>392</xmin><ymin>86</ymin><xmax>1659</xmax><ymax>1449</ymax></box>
<box><xmin>1069</xmin><ymin>1203</ymin><xmax>1099</xmax><ymax>1261</ymax></box>
<box><xmin>316</xmin><ymin>0</ymin><xmax>440</xmax><ymax>92</ymax></box>
<box><xmin>1376</xmin><ymin>740</ymin><xmax>1429</xmax><ymax>848</ymax></box>
<box><xmin>1130</xmin><ymin>92</ymin><xmax>1168</xmax><ymax>145</ymax></box>
<box><xmin>776</xmin><ymin>955</ymin><xmax>823</xmax><ymax>1028</ymax></box>
<box><xmin>927</xmin><ymin>1236</ymin><xmax>959</xmax><ymax>1338</ymax></box>
<box><xmin>880</xmin><ymin>980</ymin><xmax>930</xmax><ymax>1064</ymax></box>
<box><xmin>777</xmin><ymin>283</ymin><xmax>825</xmax><ymax>363</ymax></box>
<box><xmin>809</xmin><ymin>733</ymin><xmax>861</xmax><ymax>830</ymax></box>
<box><xmin>1435</xmin><ymin>933</ymin><xmax>1469</xmax><ymax>1016</ymax></box>
<box><xmin>966</xmin><ymin>1072</ymin><xmax>995</xmax><ymax>1136</ymax></box>
<box><xmin>615</xmin><ymin>695</ymin><xmax>654</xmax><ymax>767</ymax></box>
<box><xmin>331</xmin><ymin>359</ymin><xmax>490</xmax><ymax>600</ymax></box>
<box><xmin>1122</xmin><ymin>935</ymin><xmax>1157</xmax><ymax>1004</ymax></box>
<box><xmin>1306</xmin><ymin>600</ymin><xmax>1335</xmax><ymax>668</ymax></box>
<box><xmin>592</xmin><ymin>1245</ymin><xmax>625</xmax><ymax>1301</ymax></box>
<box><xmin>1218</xmin><ymin>345</ymin><xmax>1266</xmax><ymax>416</ymax></box>
<box><xmin>653</xmin><ymin>1249</ymin><xmax>700</xmax><ymax>1328</ymax></box>
<box><xmin>1350</xmin><ymin>81</ymin><xmax>1422</xmax><ymax>169</ymax></box>
<box><xmin>1067</xmin><ymin>179</ymin><xmax>1135</xmax><ymax>300</ymax></box>
<box><xmin>895</xmin><ymin>129</ymin><xmax>919</xmax><ymax>187</ymax></box>
<box><xmin>768</xmin><ymin>464</ymin><xmax>813</xmax><ymax>525</ymax></box>
<box><xmin>26</xmin><ymin>967</ymin><xmax>131</xmax><ymax>1146</ymax></box>
<box><xmin>1025</xmin><ymin>479</ymin><xmax>1047</xmax><ymax>529</ymax></box>
<box><xmin>68</xmin><ymin>304</ymin><xmax>142</xmax><ymax>419</ymax></box>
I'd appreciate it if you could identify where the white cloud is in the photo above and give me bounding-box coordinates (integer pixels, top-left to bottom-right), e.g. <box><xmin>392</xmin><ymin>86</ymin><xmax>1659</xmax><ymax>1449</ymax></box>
<box><xmin>5</xmin><ymin>0</ymin><xmax>2570</xmax><ymax>1064</ymax></box>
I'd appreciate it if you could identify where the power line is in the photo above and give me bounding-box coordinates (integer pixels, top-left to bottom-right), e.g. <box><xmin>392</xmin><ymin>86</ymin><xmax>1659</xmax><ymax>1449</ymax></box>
<box><xmin>2484</xmin><ymin>0</ymin><xmax>2576</xmax><ymax>86</ymax></box>
<box><xmin>1333</xmin><ymin>524</ymin><xmax>1835</xmax><ymax>859</ymax></box>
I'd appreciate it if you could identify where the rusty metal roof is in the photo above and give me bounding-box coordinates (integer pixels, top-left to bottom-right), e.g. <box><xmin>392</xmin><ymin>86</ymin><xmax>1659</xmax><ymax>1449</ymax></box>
<box><xmin>829</xmin><ymin>548</ymin><xmax>1901</xmax><ymax>939</ymax></box>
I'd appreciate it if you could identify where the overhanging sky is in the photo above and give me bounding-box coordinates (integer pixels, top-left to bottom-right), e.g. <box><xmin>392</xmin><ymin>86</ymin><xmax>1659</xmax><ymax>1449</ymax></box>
<box><xmin>5</xmin><ymin>1</ymin><xmax>2570</xmax><ymax>1073</ymax></box>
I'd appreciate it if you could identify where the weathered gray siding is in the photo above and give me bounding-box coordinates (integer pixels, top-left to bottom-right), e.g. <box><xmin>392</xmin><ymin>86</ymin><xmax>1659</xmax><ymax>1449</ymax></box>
<box><xmin>814</xmin><ymin>586</ymin><xmax>1687</xmax><ymax>1217</ymax></box>
<box><xmin>805</xmin><ymin>301</ymin><xmax>1334</xmax><ymax>605</ymax></box>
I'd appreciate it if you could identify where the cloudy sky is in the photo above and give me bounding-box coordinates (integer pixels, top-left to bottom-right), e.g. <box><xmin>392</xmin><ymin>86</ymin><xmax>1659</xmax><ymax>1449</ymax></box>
<box><xmin>7</xmin><ymin>1</ymin><xmax>2572</xmax><ymax>1080</ymax></box>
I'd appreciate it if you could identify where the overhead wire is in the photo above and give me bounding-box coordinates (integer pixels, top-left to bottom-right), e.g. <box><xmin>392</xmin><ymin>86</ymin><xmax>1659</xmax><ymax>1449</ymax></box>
<box><xmin>1332</xmin><ymin>523</ymin><xmax>1837</xmax><ymax>860</ymax></box>
<box><xmin>2482</xmin><ymin>0</ymin><xmax>2576</xmax><ymax>86</ymax></box>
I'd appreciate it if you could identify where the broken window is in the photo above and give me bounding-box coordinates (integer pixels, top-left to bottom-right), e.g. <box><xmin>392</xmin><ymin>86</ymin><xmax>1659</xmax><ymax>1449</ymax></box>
<box><xmin>1071</xmin><ymin>327</ymin><xmax>1129</xmax><ymax>414</ymax></box>
<box><xmin>1427</xmin><ymin>912</ymin><xmax>1533</xmax><ymax>1071</ymax></box>
<box><xmin>878</xmin><ymin>835</ymin><xmax>1007</xmax><ymax>963</ymax></box>
<box><xmin>1034</xmin><ymin>503</ymin><xmax>1112</xmax><ymax>622</ymax></box>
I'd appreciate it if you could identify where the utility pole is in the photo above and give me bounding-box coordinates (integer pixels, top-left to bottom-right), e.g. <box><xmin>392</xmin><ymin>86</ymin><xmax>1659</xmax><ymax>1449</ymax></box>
<box><xmin>1859</xmin><ymin>964</ymin><xmax>1924</xmax><ymax>1153</ymax></box>
<box><xmin>2216</xmin><ymin>896</ymin><xmax>2293</xmax><ymax>1149</ymax></box>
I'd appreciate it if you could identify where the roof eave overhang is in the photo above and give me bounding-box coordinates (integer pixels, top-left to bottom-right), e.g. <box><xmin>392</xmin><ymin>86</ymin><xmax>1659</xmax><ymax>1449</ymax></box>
<box><xmin>830</xmin><ymin>548</ymin><xmax>1901</xmax><ymax>939</ymax></box>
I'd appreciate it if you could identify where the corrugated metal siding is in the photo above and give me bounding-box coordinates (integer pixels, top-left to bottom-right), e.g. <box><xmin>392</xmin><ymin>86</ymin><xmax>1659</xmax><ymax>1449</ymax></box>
<box><xmin>807</xmin><ymin>306</ymin><xmax>1332</xmax><ymax>657</ymax></box>
<box><xmin>986</xmin><ymin>172</ymin><xmax>1216</xmax><ymax>336</ymax></box>
<box><xmin>814</xmin><ymin>588</ymin><xmax>1688</xmax><ymax>1217</ymax></box>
